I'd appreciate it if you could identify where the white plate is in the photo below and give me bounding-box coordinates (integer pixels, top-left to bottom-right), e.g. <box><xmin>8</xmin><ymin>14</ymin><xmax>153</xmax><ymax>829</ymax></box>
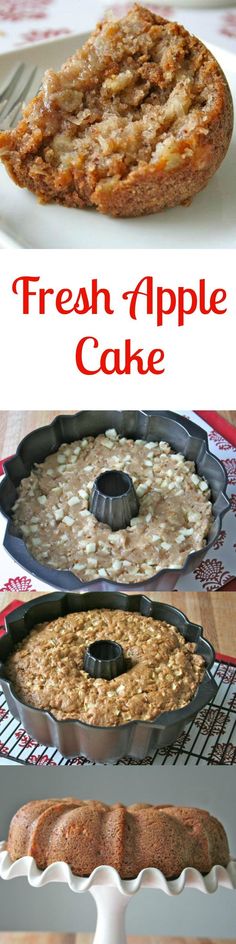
<box><xmin>0</xmin><ymin>33</ymin><xmax>235</xmax><ymax>249</ymax></box>
<box><xmin>1</xmin><ymin>844</ymin><xmax>236</xmax><ymax>894</ymax></box>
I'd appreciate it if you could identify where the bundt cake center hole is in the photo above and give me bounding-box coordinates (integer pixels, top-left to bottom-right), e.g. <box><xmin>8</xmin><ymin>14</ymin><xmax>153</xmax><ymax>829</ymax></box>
<box><xmin>84</xmin><ymin>638</ymin><xmax>125</xmax><ymax>679</ymax></box>
<box><xmin>89</xmin><ymin>469</ymin><xmax>139</xmax><ymax>530</ymax></box>
<box><xmin>95</xmin><ymin>469</ymin><xmax>132</xmax><ymax>498</ymax></box>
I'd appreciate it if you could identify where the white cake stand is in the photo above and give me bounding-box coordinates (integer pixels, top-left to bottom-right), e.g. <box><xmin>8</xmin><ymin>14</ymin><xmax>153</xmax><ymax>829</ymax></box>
<box><xmin>0</xmin><ymin>843</ymin><xmax>236</xmax><ymax>944</ymax></box>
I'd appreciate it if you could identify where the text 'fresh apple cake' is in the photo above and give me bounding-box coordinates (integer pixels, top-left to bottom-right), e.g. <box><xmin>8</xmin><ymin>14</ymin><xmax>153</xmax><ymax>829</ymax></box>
<box><xmin>0</xmin><ymin>5</ymin><xmax>233</xmax><ymax>216</ymax></box>
<box><xmin>7</xmin><ymin>800</ymin><xmax>230</xmax><ymax>878</ymax></box>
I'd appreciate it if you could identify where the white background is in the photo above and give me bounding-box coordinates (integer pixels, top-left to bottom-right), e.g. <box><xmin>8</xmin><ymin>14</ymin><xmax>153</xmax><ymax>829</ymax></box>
<box><xmin>1</xmin><ymin>248</ymin><xmax>235</xmax><ymax>410</ymax></box>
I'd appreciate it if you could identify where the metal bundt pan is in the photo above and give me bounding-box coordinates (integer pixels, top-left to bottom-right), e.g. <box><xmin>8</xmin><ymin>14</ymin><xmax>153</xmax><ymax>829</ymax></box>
<box><xmin>0</xmin><ymin>410</ymin><xmax>229</xmax><ymax>592</ymax></box>
<box><xmin>0</xmin><ymin>591</ymin><xmax>217</xmax><ymax>762</ymax></box>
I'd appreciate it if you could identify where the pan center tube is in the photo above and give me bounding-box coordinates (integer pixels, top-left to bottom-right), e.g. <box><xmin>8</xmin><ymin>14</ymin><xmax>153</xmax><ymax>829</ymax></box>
<box><xmin>84</xmin><ymin>639</ymin><xmax>125</xmax><ymax>680</ymax></box>
<box><xmin>89</xmin><ymin>469</ymin><xmax>139</xmax><ymax>531</ymax></box>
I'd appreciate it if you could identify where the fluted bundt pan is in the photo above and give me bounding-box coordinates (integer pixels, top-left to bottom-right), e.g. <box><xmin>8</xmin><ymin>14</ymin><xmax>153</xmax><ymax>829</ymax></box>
<box><xmin>0</xmin><ymin>410</ymin><xmax>229</xmax><ymax>591</ymax></box>
<box><xmin>0</xmin><ymin>591</ymin><xmax>217</xmax><ymax>762</ymax></box>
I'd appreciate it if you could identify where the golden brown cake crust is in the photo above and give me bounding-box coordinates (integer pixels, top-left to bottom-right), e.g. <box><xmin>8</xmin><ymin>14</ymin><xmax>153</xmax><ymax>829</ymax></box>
<box><xmin>0</xmin><ymin>5</ymin><xmax>233</xmax><ymax>216</ymax></box>
<box><xmin>5</xmin><ymin>610</ymin><xmax>205</xmax><ymax>724</ymax></box>
<box><xmin>7</xmin><ymin>800</ymin><xmax>230</xmax><ymax>878</ymax></box>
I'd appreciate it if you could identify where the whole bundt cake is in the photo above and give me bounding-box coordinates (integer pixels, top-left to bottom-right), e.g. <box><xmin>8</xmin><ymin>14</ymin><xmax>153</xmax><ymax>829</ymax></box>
<box><xmin>7</xmin><ymin>799</ymin><xmax>230</xmax><ymax>878</ymax></box>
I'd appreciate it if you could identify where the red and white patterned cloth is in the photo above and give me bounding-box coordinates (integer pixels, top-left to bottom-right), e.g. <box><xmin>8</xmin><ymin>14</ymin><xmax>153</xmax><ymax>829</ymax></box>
<box><xmin>0</xmin><ymin>1</ymin><xmax>236</xmax><ymax>54</ymax></box>
<box><xmin>0</xmin><ymin>411</ymin><xmax>236</xmax><ymax>593</ymax></box>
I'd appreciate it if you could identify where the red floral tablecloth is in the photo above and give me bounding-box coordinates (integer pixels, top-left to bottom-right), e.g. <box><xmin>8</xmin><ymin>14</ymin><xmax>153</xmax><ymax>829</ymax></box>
<box><xmin>0</xmin><ymin>1</ymin><xmax>236</xmax><ymax>54</ymax></box>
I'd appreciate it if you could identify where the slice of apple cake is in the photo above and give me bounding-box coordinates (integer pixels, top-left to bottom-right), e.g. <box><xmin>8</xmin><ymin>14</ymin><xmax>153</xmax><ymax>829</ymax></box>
<box><xmin>0</xmin><ymin>5</ymin><xmax>233</xmax><ymax>217</ymax></box>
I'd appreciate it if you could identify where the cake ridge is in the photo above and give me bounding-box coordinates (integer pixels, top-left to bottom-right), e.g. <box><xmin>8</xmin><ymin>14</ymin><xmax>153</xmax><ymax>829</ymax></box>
<box><xmin>7</xmin><ymin>800</ymin><xmax>230</xmax><ymax>880</ymax></box>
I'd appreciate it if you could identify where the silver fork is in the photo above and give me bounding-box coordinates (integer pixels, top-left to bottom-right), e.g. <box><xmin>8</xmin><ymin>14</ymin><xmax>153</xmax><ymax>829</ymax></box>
<box><xmin>0</xmin><ymin>63</ymin><xmax>42</xmax><ymax>130</ymax></box>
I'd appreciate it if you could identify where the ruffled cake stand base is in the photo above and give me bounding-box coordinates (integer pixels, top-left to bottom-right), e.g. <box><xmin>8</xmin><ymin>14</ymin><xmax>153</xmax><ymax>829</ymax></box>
<box><xmin>0</xmin><ymin>843</ymin><xmax>236</xmax><ymax>944</ymax></box>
